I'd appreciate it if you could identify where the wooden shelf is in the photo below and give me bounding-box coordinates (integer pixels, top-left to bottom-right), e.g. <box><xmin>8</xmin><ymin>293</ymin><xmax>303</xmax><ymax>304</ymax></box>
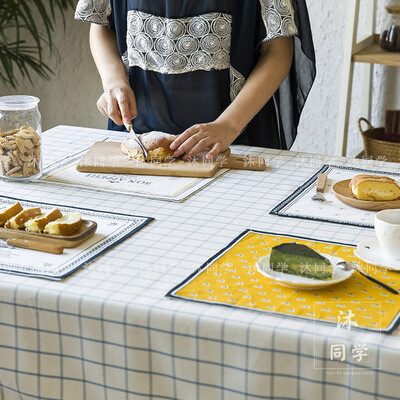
<box><xmin>336</xmin><ymin>1</ymin><xmax>399</xmax><ymax>158</ymax></box>
<box><xmin>352</xmin><ymin>37</ymin><xmax>400</xmax><ymax>67</ymax></box>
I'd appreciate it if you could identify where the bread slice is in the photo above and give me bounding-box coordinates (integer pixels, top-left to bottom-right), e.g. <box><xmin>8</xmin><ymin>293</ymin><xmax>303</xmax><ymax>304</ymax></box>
<box><xmin>43</xmin><ymin>213</ymin><xmax>82</xmax><ymax>236</ymax></box>
<box><xmin>350</xmin><ymin>175</ymin><xmax>400</xmax><ymax>201</ymax></box>
<box><xmin>0</xmin><ymin>202</ymin><xmax>23</xmax><ymax>226</ymax></box>
<box><xmin>4</xmin><ymin>207</ymin><xmax>41</xmax><ymax>229</ymax></box>
<box><xmin>25</xmin><ymin>208</ymin><xmax>63</xmax><ymax>233</ymax></box>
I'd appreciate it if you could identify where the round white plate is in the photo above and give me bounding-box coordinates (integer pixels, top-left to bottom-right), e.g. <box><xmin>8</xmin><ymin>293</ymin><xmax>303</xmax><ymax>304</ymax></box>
<box><xmin>355</xmin><ymin>239</ymin><xmax>400</xmax><ymax>271</ymax></box>
<box><xmin>256</xmin><ymin>253</ymin><xmax>354</xmax><ymax>290</ymax></box>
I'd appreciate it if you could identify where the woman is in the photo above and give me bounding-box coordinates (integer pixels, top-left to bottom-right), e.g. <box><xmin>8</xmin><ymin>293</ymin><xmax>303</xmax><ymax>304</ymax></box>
<box><xmin>75</xmin><ymin>0</ymin><xmax>315</xmax><ymax>160</ymax></box>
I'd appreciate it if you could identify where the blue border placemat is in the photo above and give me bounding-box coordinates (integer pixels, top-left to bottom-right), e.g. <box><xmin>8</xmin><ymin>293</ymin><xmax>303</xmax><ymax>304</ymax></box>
<box><xmin>270</xmin><ymin>164</ymin><xmax>400</xmax><ymax>229</ymax></box>
<box><xmin>0</xmin><ymin>195</ymin><xmax>153</xmax><ymax>280</ymax></box>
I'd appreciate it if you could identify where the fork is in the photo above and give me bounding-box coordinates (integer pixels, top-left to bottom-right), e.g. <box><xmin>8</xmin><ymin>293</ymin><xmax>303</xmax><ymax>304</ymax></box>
<box><xmin>312</xmin><ymin>173</ymin><xmax>328</xmax><ymax>202</ymax></box>
<box><xmin>337</xmin><ymin>261</ymin><xmax>399</xmax><ymax>295</ymax></box>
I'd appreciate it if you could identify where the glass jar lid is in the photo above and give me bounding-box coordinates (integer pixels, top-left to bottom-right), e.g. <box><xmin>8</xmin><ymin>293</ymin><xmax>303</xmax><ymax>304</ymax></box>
<box><xmin>0</xmin><ymin>95</ymin><xmax>40</xmax><ymax>111</ymax></box>
<box><xmin>386</xmin><ymin>5</ymin><xmax>400</xmax><ymax>14</ymax></box>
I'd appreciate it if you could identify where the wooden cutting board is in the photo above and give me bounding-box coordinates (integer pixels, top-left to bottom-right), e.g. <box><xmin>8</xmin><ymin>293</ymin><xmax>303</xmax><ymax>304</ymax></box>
<box><xmin>76</xmin><ymin>142</ymin><xmax>266</xmax><ymax>178</ymax></box>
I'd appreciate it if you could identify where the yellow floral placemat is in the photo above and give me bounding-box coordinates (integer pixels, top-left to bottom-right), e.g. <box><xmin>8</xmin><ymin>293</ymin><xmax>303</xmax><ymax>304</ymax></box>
<box><xmin>167</xmin><ymin>230</ymin><xmax>400</xmax><ymax>332</ymax></box>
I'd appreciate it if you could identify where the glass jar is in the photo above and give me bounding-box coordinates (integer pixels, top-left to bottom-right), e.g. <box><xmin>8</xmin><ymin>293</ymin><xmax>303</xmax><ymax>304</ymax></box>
<box><xmin>0</xmin><ymin>95</ymin><xmax>42</xmax><ymax>181</ymax></box>
<box><xmin>380</xmin><ymin>5</ymin><xmax>400</xmax><ymax>52</ymax></box>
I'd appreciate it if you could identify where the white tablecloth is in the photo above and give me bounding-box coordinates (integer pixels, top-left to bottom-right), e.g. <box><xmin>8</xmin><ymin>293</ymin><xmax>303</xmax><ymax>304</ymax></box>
<box><xmin>0</xmin><ymin>126</ymin><xmax>399</xmax><ymax>400</ymax></box>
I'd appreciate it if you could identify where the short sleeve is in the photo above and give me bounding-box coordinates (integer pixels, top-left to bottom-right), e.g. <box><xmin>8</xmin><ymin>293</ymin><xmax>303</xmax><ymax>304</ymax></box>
<box><xmin>75</xmin><ymin>0</ymin><xmax>112</xmax><ymax>26</ymax></box>
<box><xmin>259</xmin><ymin>0</ymin><xmax>298</xmax><ymax>42</ymax></box>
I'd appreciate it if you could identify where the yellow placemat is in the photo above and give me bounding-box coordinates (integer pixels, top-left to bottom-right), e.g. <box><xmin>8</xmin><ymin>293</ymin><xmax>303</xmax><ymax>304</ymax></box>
<box><xmin>167</xmin><ymin>230</ymin><xmax>400</xmax><ymax>332</ymax></box>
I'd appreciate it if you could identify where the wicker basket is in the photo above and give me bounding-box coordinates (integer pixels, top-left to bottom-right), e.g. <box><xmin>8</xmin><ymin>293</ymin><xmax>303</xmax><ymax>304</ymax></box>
<box><xmin>358</xmin><ymin>118</ymin><xmax>400</xmax><ymax>163</ymax></box>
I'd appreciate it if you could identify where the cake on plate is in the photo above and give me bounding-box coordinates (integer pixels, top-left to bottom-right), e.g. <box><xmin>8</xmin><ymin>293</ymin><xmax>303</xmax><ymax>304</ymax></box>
<box><xmin>350</xmin><ymin>175</ymin><xmax>400</xmax><ymax>201</ymax></box>
<box><xmin>269</xmin><ymin>243</ymin><xmax>333</xmax><ymax>280</ymax></box>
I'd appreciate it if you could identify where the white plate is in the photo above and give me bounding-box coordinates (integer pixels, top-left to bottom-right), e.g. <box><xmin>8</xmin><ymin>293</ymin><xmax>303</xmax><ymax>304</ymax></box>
<box><xmin>355</xmin><ymin>239</ymin><xmax>400</xmax><ymax>271</ymax></box>
<box><xmin>256</xmin><ymin>253</ymin><xmax>354</xmax><ymax>290</ymax></box>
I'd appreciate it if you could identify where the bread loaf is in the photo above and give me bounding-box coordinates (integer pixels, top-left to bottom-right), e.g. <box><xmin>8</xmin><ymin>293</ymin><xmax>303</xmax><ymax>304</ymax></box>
<box><xmin>121</xmin><ymin>131</ymin><xmax>175</xmax><ymax>162</ymax></box>
<box><xmin>350</xmin><ymin>175</ymin><xmax>400</xmax><ymax>201</ymax></box>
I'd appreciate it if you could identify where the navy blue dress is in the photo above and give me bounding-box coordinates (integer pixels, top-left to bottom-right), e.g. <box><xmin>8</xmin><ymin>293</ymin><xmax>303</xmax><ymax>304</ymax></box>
<box><xmin>75</xmin><ymin>0</ymin><xmax>315</xmax><ymax>150</ymax></box>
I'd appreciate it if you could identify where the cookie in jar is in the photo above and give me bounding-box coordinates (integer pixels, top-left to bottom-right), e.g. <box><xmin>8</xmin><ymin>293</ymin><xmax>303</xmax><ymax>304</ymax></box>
<box><xmin>0</xmin><ymin>126</ymin><xmax>42</xmax><ymax>179</ymax></box>
<box><xmin>0</xmin><ymin>96</ymin><xmax>42</xmax><ymax>181</ymax></box>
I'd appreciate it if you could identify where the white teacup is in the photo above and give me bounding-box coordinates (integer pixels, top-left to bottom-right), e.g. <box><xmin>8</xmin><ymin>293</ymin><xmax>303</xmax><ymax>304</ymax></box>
<box><xmin>375</xmin><ymin>210</ymin><xmax>400</xmax><ymax>260</ymax></box>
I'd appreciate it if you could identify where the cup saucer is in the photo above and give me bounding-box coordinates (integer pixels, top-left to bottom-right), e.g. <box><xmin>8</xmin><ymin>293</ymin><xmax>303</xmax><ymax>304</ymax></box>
<box><xmin>355</xmin><ymin>239</ymin><xmax>400</xmax><ymax>271</ymax></box>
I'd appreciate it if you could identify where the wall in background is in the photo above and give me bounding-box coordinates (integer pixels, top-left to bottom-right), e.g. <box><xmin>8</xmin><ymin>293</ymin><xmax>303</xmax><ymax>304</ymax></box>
<box><xmin>293</xmin><ymin>0</ymin><xmax>400</xmax><ymax>155</ymax></box>
<box><xmin>0</xmin><ymin>0</ymin><xmax>399</xmax><ymax>155</ymax></box>
<box><xmin>0</xmin><ymin>15</ymin><xmax>106</xmax><ymax>131</ymax></box>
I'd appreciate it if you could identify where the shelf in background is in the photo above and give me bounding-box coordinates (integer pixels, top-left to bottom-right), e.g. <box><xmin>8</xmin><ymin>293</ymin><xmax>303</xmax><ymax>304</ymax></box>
<box><xmin>352</xmin><ymin>35</ymin><xmax>400</xmax><ymax>67</ymax></box>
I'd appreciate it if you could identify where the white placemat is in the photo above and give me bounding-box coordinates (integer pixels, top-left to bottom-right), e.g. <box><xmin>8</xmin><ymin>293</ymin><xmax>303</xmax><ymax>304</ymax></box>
<box><xmin>39</xmin><ymin>129</ymin><xmax>230</xmax><ymax>202</ymax></box>
<box><xmin>270</xmin><ymin>164</ymin><xmax>400</xmax><ymax>228</ymax></box>
<box><xmin>0</xmin><ymin>195</ymin><xmax>153</xmax><ymax>279</ymax></box>
<box><xmin>40</xmin><ymin>154</ymin><xmax>228</xmax><ymax>202</ymax></box>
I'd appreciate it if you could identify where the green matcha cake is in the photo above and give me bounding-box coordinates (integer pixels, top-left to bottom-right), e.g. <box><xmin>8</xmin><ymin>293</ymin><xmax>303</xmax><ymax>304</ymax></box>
<box><xmin>269</xmin><ymin>243</ymin><xmax>333</xmax><ymax>280</ymax></box>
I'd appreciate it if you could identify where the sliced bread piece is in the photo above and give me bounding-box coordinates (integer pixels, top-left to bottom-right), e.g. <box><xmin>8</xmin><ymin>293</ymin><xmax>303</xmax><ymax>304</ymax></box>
<box><xmin>0</xmin><ymin>202</ymin><xmax>23</xmax><ymax>226</ymax></box>
<box><xmin>25</xmin><ymin>208</ymin><xmax>63</xmax><ymax>233</ymax></box>
<box><xmin>4</xmin><ymin>207</ymin><xmax>41</xmax><ymax>230</ymax></box>
<box><xmin>43</xmin><ymin>213</ymin><xmax>82</xmax><ymax>236</ymax></box>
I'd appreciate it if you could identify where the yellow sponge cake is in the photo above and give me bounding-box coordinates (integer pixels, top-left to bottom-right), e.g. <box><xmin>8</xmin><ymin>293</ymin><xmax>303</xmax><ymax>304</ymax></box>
<box><xmin>43</xmin><ymin>213</ymin><xmax>82</xmax><ymax>236</ymax></box>
<box><xmin>4</xmin><ymin>207</ymin><xmax>41</xmax><ymax>229</ymax></box>
<box><xmin>350</xmin><ymin>175</ymin><xmax>400</xmax><ymax>201</ymax></box>
<box><xmin>25</xmin><ymin>208</ymin><xmax>63</xmax><ymax>233</ymax></box>
<box><xmin>0</xmin><ymin>202</ymin><xmax>23</xmax><ymax>227</ymax></box>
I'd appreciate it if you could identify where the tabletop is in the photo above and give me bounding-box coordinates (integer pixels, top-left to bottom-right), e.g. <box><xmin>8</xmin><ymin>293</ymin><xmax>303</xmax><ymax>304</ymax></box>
<box><xmin>0</xmin><ymin>125</ymin><xmax>400</xmax><ymax>400</ymax></box>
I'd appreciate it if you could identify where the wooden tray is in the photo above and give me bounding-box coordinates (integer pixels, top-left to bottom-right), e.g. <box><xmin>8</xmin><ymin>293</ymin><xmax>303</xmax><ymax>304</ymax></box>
<box><xmin>76</xmin><ymin>142</ymin><xmax>266</xmax><ymax>178</ymax></box>
<box><xmin>0</xmin><ymin>219</ymin><xmax>97</xmax><ymax>248</ymax></box>
<box><xmin>332</xmin><ymin>179</ymin><xmax>400</xmax><ymax>211</ymax></box>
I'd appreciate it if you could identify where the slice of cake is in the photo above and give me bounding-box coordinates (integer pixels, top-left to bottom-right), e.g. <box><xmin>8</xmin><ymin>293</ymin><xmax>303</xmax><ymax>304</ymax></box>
<box><xmin>270</xmin><ymin>243</ymin><xmax>333</xmax><ymax>280</ymax></box>
<box><xmin>25</xmin><ymin>208</ymin><xmax>63</xmax><ymax>233</ymax></box>
<box><xmin>350</xmin><ymin>175</ymin><xmax>400</xmax><ymax>201</ymax></box>
<box><xmin>4</xmin><ymin>207</ymin><xmax>41</xmax><ymax>230</ymax></box>
<box><xmin>43</xmin><ymin>213</ymin><xmax>82</xmax><ymax>236</ymax></box>
<box><xmin>0</xmin><ymin>202</ymin><xmax>23</xmax><ymax>227</ymax></box>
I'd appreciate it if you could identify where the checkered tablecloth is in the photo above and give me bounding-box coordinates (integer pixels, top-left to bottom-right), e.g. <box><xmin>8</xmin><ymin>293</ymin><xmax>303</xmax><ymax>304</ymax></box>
<box><xmin>1</xmin><ymin>126</ymin><xmax>400</xmax><ymax>400</ymax></box>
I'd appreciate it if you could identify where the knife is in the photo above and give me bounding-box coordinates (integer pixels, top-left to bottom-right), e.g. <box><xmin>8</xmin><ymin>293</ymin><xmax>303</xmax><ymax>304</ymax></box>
<box><xmin>124</xmin><ymin>122</ymin><xmax>149</xmax><ymax>162</ymax></box>
<box><xmin>1</xmin><ymin>238</ymin><xmax>64</xmax><ymax>254</ymax></box>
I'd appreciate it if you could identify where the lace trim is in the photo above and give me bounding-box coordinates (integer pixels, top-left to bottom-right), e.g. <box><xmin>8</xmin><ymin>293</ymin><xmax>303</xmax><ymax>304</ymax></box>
<box><xmin>75</xmin><ymin>0</ymin><xmax>111</xmax><ymax>26</ymax></box>
<box><xmin>259</xmin><ymin>0</ymin><xmax>298</xmax><ymax>41</ymax></box>
<box><xmin>127</xmin><ymin>11</ymin><xmax>232</xmax><ymax>74</ymax></box>
<box><xmin>229</xmin><ymin>66</ymin><xmax>246</xmax><ymax>102</ymax></box>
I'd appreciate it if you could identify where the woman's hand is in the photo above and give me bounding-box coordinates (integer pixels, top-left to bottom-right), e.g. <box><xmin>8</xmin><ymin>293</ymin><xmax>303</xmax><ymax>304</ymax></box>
<box><xmin>170</xmin><ymin>120</ymin><xmax>240</xmax><ymax>160</ymax></box>
<box><xmin>97</xmin><ymin>83</ymin><xmax>137</xmax><ymax>126</ymax></box>
<box><xmin>90</xmin><ymin>25</ymin><xmax>137</xmax><ymax>126</ymax></box>
<box><xmin>171</xmin><ymin>37</ymin><xmax>294</xmax><ymax>155</ymax></box>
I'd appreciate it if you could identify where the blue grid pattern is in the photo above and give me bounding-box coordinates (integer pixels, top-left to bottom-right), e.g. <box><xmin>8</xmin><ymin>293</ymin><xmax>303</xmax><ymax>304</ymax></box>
<box><xmin>0</xmin><ymin>126</ymin><xmax>399</xmax><ymax>399</ymax></box>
